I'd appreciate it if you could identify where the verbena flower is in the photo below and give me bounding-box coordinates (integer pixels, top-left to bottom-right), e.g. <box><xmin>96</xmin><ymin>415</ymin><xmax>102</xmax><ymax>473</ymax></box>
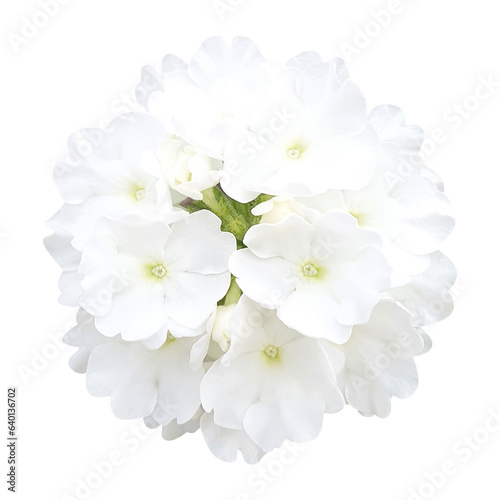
<box><xmin>229</xmin><ymin>211</ymin><xmax>391</xmax><ymax>343</ymax></box>
<box><xmin>78</xmin><ymin>211</ymin><xmax>235</xmax><ymax>340</ymax></box>
<box><xmin>67</xmin><ymin>310</ymin><xmax>205</xmax><ymax>423</ymax></box>
<box><xmin>201</xmin><ymin>296</ymin><xmax>345</xmax><ymax>452</ymax></box>
<box><xmin>46</xmin><ymin>37</ymin><xmax>456</xmax><ymax>463</ymax></box>
<box><xmin>322</xmin><ymin>301</ymin><xmax>425</xmax><ymax>418</ymax></box>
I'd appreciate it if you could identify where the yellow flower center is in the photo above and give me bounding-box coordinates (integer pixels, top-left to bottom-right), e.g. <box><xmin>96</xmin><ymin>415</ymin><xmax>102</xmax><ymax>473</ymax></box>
<box><xmin>135</xmin><ymin>188</ymin><xmax>146</xmax><ymax>201</ymax></box>
<box><xmin>287</xmin><ymin>147</ymin><xmax>302</xmax><ymax>160</ymax></box>
<box><xmin>151</xmin><ymin>264</ymin><xmax>167</xmax><ymax>279</ymax></box>
<box><xmin>263</xmin><ymin>345</ymin><xmax>279</xmax><ymax>359</ymax></box>
<box><xmin>302</xmin><ymin>262</ymin><xmax>319</xmax><ymax>277</ymax></box>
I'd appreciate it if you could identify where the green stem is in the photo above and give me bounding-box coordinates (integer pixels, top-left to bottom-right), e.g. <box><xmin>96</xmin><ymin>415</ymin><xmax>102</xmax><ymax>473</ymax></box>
<box><xmin>224</xmin><ymin>275</ymin><xmax>242</xmax><ymax>305</ymax></box>
<box><xmin>200</xmin><ymin>187</ymin><xmax>223</xmax><ymax>216</ymax></box>
<box><xmin>186</xmin><ymin>187</ymin><xmax>274</xmax><ymax>248</ymax></box>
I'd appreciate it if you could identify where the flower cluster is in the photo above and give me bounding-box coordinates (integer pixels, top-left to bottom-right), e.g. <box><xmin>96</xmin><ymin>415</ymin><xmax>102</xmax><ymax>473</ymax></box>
<box><xmin>46</xmin><ymin>37</ymin><xmax>455</xmax><ymax>463</ymax></box>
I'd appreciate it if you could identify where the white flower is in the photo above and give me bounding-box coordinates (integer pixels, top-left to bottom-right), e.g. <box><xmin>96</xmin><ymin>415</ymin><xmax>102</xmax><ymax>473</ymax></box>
<box><xmin>229</xmin><ymin>211</ymin><xmax>391</xmax><ymax>343</ymax></box>
<box><xmin>44</xmin><ymin>210</ymin><xmax>83</xmax><ymax>306</ymax></box>
<box><xmin>323</xmin><ymin>301</ymin><xmax>424</xmax><ymax>418</ymax></box>
<box><xmin>63</xmin><ymin>309</ymin><xmax>113</xmax><ymax>373</ymax></box>
<box><xmin>368</xmin><ymin>104</ymin><xmax>444</xmax><ymax>189</ymax></box>
<box><xmin>251</xmin><ymin>195</ymin><xmax>297</xmax><ymax>224</ymax></box>
<box><xmin>144</xmin><ymin>409</ymin><xmax>203</xmax><ymax>441</ymax></box>
<box><xmin>325</xmin><ymin>180</ymin><xmax>452</xmax><ymax>257</ymax></box>
<box><xmin>136</xmin><ymin>53</ymin><xmax>186</xmax><ymax>110</ymax></box>
<box><xmin>144</xmin><ymin>407</ymin><xmax>265</xmax><ymax>463</ymax></box>
<box><xmin>386</xmin><ymin>251</ymin><xmax>457</xmax><ymax>325</ymax></box>
<box><xmin>200</xmin><ymin>412</ymin><xmax>265</xmax><ymax>464</ymax></box>
<box><xmin>188</xmin><ymin>303</ymin><xmax>238</xmax><ymax>373</ymax></box>
<box><xmin>154</xmin><ymin>136</ymin><xmax>222</xmax><ymax>201</ymax></box>
<box><xmin>201</xmin><ymin>296</ymin><xmax>344</xmax><ymax>452</ymax></box>
<box><xmin>47</xmin><ymin>38</ymin><xmax>456</xmax><ymax>462</ymax></box>
<box><xmin>64</xmin><ymin>309</ymin><xmax>205</xmax><ymax>423</ymax></box>
<box><xmin>296</xmin><ymin>171</ymin><xmax>454</xmax><ymax>287</ymax></box>
<box><xmin>147</xmin><ymin>37</ymin><xmax>272</xmax><ymax>159</ymax></box>
<box><xmin>221</xmin><ymin>57</ymin><xmax>378</xmax><ymax>203</ymax></box>
<box><xmin>206</xmin><ymin>303</ymin><xmax>236</xmax><ymax>352</ymax></box>
<box><xmin>88</xmin><ymin>335</ymin><xmax>203</xmax><ymax>423</ymax></box>
<box><xmin>247</xmin><ymin>105</ymin><xmax>454</xmax><ymax>286</ymax></box>
<box><xmin>54</xmin><ymin>113</ymin><xmax>172</xmax><ymax>250</ymax></box>
<box><xmin>55</xmin><ymin>113</ymin><xmax>165</xmax><ymax>204</ymax></box>
<box><xmin>79</xmin><ymin>210</ymin><xmax>236</xmax><ymax>340</ymax></box>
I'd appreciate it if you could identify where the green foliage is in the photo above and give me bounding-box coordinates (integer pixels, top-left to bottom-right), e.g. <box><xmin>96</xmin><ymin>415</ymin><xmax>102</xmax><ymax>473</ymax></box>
<box><xmin>185</xmin><ymin>186</ymin><xmax>272</xmax><ymax>248</ymax></box>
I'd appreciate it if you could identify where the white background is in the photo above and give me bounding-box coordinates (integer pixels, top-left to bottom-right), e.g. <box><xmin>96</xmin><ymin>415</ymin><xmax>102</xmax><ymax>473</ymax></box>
<box><xmin>1</xmin><ymin>0</ymin><xmax>499</xmax><ymax>499</ymax></box>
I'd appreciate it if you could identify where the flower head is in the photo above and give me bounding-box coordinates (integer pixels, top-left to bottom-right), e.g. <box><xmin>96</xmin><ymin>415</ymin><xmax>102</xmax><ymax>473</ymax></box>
<box><xmin>201</xmin><ymin>296</ymin><xmax>344</xmax><ymax>452</ymax></box>
<box><xmin>47</xmin><ymin>38</ymin><xmax>455</xmax><ymax>463</ymax></box>
<box><xmin>229</xmin><ymin>211</ymin><xmax>391</xmax><ymax>343</ymax></box>
<box><xmin>79</xmin><ymin>210</ymin><xmax>236</xmax><ymax>340</ymax></box>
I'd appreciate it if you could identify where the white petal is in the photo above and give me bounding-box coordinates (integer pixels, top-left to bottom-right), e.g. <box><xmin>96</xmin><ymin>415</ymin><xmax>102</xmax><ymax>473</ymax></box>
<box><xmin>334</xmin><ymin>301</ymin><xmax>424</xmax><ymax>418</ymax></box>
<box><xmin>229</xmin><ymin>250</ymin><xmax>297</xmax><ymax>309</ymax></box>
<box><xmin>161</xmin><ymin>411</ymin><xmax>202</xmax><ymax>441</ymax></box>
<box><xmin>94</xmin><ymin>280</ymin><xmax>167</xmax><ymax>340</ymax></box>
<box><xmin>277</xmin><ymin>287</ymin><xmax>350</xmax><ymax>343</ymax></box>
<box><xmin>164</xmin><ymin>271</ymin><xmax>230</xmax><ymax>328</ymax></box>
<box><xmin>189</xmin><ymin>37</ymin><xmax>267</xmax><ymax>90</ymax></box>
<box><xmin>243</xmin><ymin>215</ymin><xmax>314</xmax><ymax>262</ymax></box>
<box><xmin>387</xmin><ymin>252</ymin><xmax>457</xmax><ymax>325</ymax></box>
<box><xmin>164</xmin><ymin>210</ymin><xmax>236</xmax><ymax>274</ymax></box>
<box><xmin>200</xmin><ymin>412</ymin><xmax>265</xmax><ymax>464</ymax></box>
